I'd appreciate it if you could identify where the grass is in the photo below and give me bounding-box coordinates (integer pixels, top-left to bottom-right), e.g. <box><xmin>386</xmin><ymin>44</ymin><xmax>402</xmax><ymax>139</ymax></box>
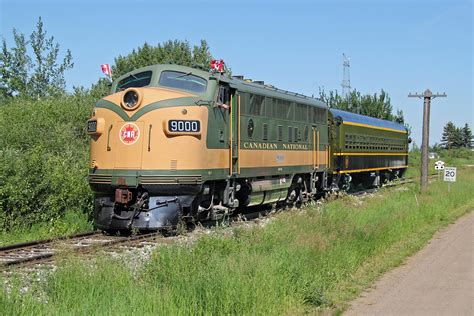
<box><xmin>0</xmin><ymin>210</ymin><xmax>92</xmax><ymax>246</ymax></box>
<box><xmin>2</xmin><ymin>168</ymin><xmax>473</xmax><ymax>315</ymax></box>
<box><xmin>406</xmin><ymin>148</ymin><xmax>474</xmax><ymax>178</ymax></box>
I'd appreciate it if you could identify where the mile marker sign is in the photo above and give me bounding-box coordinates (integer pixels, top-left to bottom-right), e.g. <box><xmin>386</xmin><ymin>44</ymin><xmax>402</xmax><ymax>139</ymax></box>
<box><xmin>444</xmin><ymin>167</ymin><xmax>457</xmax><ymax>182</ymax></box>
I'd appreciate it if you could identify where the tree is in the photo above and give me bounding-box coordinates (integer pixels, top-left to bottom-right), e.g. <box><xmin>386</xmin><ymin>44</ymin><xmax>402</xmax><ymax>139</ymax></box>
<box><xmin>0</xmin><ymin>29</ymin><xmax>30</xmax><ymax>97</ymax></box>
<box><xmin>461</xmin><ymin>123</ymin><xmax>473</xmax><ymax>148</ymax></box>
<box><xmin>113</xmin><ymin>39</ymin><xmax>215</xmax><ymax>80</ymax></box>
<box><xmin>318</xmin><ymin>88</ymin><xmax>404</xmax><ymax>123</ymax></box>
<box><xmin>0</xmin><ymin>17</ymin><xmax>73</xmax><ymax>99</ymax></box>
<box><xmin>441</xmin><ymin>121</ymin><xmax>464</xmax><ymax>149</ymax></box>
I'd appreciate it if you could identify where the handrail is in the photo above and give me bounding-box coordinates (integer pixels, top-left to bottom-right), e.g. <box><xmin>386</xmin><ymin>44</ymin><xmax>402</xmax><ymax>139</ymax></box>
<box><xmin>107</xmin><ymin>124</ymin><xmax>113</xmax><ymax>151</ymax></box>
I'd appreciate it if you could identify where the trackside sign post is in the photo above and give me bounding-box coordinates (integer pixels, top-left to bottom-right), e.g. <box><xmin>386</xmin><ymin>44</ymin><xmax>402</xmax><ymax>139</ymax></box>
<box><xmin>435</xmin><ymin>160</ymin><xmax>445</xmax><ymax>180</ymax></box>
<box><xmin>443</xmin><ymin>167</ymin><xmax>457</xmax><ymax>192</ymax></box>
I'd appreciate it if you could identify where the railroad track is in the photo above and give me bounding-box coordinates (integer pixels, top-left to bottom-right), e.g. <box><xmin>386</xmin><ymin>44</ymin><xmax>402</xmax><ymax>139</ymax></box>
<box><xmin>0</xmin><ymin>231</ymin><xmax>166</xmax><ymax>268</ymax></box>
<box><xmin>1</xmin><ymin>175</ymin><xmax>432</xmax><ymax>269</ymax></box>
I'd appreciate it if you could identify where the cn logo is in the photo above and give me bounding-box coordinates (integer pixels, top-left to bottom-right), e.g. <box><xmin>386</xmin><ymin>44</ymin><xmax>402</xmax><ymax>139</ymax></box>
<box><xmin>119</xmin><ymin>123</ymin><xmax>140</xmax><ymax>145</ymax></box>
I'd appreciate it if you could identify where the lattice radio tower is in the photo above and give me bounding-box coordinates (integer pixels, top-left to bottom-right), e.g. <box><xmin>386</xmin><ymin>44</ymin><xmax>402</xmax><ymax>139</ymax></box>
<box><xmin>341</xmin><ymin>53</ymin><xmax>351</xmax><ymax>99</ymax></box>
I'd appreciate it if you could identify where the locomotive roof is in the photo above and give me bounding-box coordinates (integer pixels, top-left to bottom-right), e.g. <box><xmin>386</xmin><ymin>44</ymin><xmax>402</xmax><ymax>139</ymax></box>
<box><xmin>113</xmin><ymin>64</ymin><xmax>327</xmax><ymax>109</ymax></box>
<box><xmin>330</xmin><ymin>108</ymin><xmax>407</xmax><ymax>132</ymax></box>
<box><xmin>224</xmin><ymin>75</ymin><xmax>327</xmax><ymax>109</ymax></box>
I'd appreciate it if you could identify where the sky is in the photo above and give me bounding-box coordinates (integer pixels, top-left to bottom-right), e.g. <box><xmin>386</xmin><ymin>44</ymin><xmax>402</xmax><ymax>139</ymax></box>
<box><xmin>1</xmin><ymin>0</ymin><xmax>472</xmax><ymax>146</ymax></box>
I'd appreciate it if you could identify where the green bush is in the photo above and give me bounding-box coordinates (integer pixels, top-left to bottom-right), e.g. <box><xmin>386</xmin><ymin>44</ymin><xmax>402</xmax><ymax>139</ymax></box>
<box><xmin>0</xmin><ymin>94</ymin><xmax>94</xmax><ymax>232</ymax></box>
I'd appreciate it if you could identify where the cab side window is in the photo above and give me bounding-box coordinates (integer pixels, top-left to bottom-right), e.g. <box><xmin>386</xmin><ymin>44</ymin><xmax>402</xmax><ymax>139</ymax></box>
<box><xmin>217</xmin><ymin>85</ymin><xmax>230</xmax><ymax>106</ymax></box>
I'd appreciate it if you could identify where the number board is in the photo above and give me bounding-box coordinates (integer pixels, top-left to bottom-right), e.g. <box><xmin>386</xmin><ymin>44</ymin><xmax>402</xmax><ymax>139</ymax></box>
<box><xmin>167</xmin><ymin>120</ymin><xmax>201</xmax><ymax>134</ymax></box>
<box><xmin>87</xmin><ymin>120</ymin><xmax>97</xmax><ymax>133</ymax></box>
<box><xmin>443</xmin><ymin>167</ymin><xmax>457</xmax><ymax>182</ymax></box>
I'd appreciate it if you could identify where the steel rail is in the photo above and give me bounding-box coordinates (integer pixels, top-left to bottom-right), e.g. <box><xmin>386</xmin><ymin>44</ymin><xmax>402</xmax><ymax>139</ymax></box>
<box><xmin>0</xmin><ymin>231</ymin><xmax>100</xmax><ymax>252</ymax></box>
<box><xmin>0</xmin><ymin>232</ymin><xmax>164</xmax><ymax>268</ymax></box>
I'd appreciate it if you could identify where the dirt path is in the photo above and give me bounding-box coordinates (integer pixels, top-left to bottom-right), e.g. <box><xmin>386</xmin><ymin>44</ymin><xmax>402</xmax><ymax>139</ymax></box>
<box><xmin>345</xmin><ymin>211</ymin><xmax>474</xmax><ymax>316</ymax></box>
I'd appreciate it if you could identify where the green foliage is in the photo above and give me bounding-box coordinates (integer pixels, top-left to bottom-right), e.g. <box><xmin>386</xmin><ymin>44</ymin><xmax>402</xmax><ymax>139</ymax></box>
<box><xmin>439</xmin><ymin>148</ymin><xmax>474</xmax><ymax>166</ymax></box>
<box><xmin>113</xmin><ymin>40</ymin><xmax>213</xmax><ymax>78</ymax></box>
<box><xmin>2</xmin><ymin>170</ymin><xmax>473</xmax><ymax>314</ymax></box>
<box><xmin>0</xmin><ymin>210</ymin><xmax>92</xmax><ymax>246</ymax></box>
<box><xmin>0</xmin><ymin>95</ymin><xmax>93</xmax><ymax>232</ymax></box>
<box><xmin>406</xmin><ymin>148</ymin><xmax>474</xmax><ymax>179</ymax></box>
<box><xmin>441</xmin><ymin>121</ymin><xmax>472</xmax><ymax>149</ymax></box>
<box><xmin>319</xmin><ymin>88</ymin><xmax>405</xmax><ymax>124</ymax></box>
<box><xmin>0</xmin><ymin>17</ymin><xmax>73</xmax><ymax>99</ymax></box>
<box><xmin>461</xmin><ymin>123</ymin><xmax>473</xmax><ymax>148</ymax></box>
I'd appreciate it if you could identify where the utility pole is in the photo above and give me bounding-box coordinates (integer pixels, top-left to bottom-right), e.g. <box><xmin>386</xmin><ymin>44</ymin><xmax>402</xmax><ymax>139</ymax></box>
<box><xmin>408</xmin><ymin>89</ymin><xmax>447</xmax><ymax>192</ymax></box>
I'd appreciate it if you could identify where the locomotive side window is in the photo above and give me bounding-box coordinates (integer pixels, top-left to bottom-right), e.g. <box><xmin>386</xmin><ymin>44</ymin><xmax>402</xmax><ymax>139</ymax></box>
<box><xmin>217</xmin><ymin>85</ymin><xmax>230</xmax><ymax>106</ymax></box>
<box><xmin>262</xmin><ymin>123</ymin><xmax>268</xmax><ymax>141</ymax></box>
<box><xmin>116</xmin><ymin>71</ymin><xmax>152</xmax><ymax>91</ymax></box>
<box><xmin>277</xmin><ymin>125</ymin><xmax>283</xmax><ymax>141</ymax></box>
<box><xmin>159</xmin><ymin>71</ymin><xmax>207</xmax><ymax>93</ymax></box>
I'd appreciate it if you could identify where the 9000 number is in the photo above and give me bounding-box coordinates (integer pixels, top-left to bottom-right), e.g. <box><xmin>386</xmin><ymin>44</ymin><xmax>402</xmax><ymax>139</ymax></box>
<box><xmin>168</xmin><ymin>120</ymin><xmax>200</xmax><ymax>133</ymax></box>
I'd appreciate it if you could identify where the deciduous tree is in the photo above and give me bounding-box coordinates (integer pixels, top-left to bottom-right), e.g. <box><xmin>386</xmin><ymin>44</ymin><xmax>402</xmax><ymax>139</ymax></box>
<box><xmin>318</xmin><ymin>88</ymin><xmax>404</xmax><ymax>123</ymax></box>
<box><xmin>0</xmin><ymin>17</ymin><xmax>73</xmax><ymax>99</ymax></box>
<box><xmin>113</xmin><ymin>39</ymin><xmax>215</xmax><ymax>79</ymax></box>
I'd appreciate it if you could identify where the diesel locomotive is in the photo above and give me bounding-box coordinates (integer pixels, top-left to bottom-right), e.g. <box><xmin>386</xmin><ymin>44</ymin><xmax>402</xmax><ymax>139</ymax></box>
<box><xmin>87</xmin><ymin>64</ymin><xmax>408</xmax><ymax>232</ymax></box>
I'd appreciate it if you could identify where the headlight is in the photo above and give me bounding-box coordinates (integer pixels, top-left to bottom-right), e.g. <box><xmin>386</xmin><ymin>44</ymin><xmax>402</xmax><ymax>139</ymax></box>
<box><xmin>121</xmin><ymin>88</ymin><xmax>142</xmax><ymax>110</ymax></box>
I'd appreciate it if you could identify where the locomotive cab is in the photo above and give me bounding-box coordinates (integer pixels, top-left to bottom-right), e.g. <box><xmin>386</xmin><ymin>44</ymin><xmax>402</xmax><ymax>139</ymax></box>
<box><xmin>87</xmin><ymin>65</ymin><xmax>228</xmax><ymax>231</ymax></box>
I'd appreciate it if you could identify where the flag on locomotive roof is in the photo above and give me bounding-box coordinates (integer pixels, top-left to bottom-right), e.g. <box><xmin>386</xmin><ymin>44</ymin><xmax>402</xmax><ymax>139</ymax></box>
<box><xmin>101</xmin><ymin>64</ymin><xmax>112</xmax><ymax>78</ymax></box>
<box><xmin>210</xmin><ymin>59</ymin><xmax>225</xmax><ymax>73</ymax></box>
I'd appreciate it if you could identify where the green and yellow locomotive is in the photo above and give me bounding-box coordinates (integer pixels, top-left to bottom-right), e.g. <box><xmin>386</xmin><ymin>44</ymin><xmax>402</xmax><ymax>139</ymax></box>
<box><xmin>87</xmin><ymin>64</ymin><xmax>408</xmax><ymax>232</ymax></box>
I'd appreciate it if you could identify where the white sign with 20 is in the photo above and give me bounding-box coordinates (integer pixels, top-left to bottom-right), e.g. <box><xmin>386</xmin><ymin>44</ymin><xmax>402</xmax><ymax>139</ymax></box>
<box><xmin>443</xmin><ymin>167</ymin><xmax>457</xmax><ymax>182</ymax></box>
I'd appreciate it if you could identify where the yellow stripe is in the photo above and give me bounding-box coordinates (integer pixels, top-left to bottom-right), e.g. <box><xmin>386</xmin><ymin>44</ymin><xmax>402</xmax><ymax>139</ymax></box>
<box><xmin>229</xmin><ymin>94</ymin><xmax>233</xmax><ymax>176</ymax></box>
<box><xmin>317</xmin><ymin>130</ymin><xmax>320</xmax><ymax>169</ymax></box>
<box><xmin>237</xmin><ymin>95</ymin><xmax>241</xmax><ymax>174</ymax></box>
<box><xmin>334</xmin><ymin>152</ymin><xmax>408</xmax><ymax>156</ymax></box>
<box><xmin>312</xmin><ymin>129</ymin><xmax>315</xmax><ymax>169</ymax></box>
<box><xmin>336</xmin><ymin>165</ymin><xmax>408</xmax><ymax>174</ymax></box>
<box><xmin>343</xmin><ymin>121</ymin><xmax>407</xmax><ymax>134</ymax></box>
<box><xmin>328</xmin><ymin>145</ymin><xmax>331</xmax><ymax>169</ymax></box>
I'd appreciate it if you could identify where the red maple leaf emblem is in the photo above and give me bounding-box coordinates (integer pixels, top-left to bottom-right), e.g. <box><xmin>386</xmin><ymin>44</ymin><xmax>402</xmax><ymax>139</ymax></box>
<box><xmin>120</xmin><ymin>124</ymin><xmax>139</xmax><ymax>144</ymax></box>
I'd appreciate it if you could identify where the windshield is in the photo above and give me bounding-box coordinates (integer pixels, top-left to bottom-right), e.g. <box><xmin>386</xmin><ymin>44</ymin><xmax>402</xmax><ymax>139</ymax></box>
<box><xmin>116</xmin><ymin>71</ymin><xmax>152</xmax><ymax>92</ymax></box>
<box><xmin>159</xmin><ymin>71</ymin><xmax>207</xmax><ymax>93</ymax></box>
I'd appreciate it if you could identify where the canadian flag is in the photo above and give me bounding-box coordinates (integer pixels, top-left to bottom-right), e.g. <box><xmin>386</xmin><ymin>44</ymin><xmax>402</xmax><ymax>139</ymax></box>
<box><xmin>210</xmin><ymin>59</ymin><xmax>225</xmax><ymax>73</ymax></box>
<box><xmin>101</xmin><ymin>64</ymin><xmax>112</xmax><ymax>78</ymax></box>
